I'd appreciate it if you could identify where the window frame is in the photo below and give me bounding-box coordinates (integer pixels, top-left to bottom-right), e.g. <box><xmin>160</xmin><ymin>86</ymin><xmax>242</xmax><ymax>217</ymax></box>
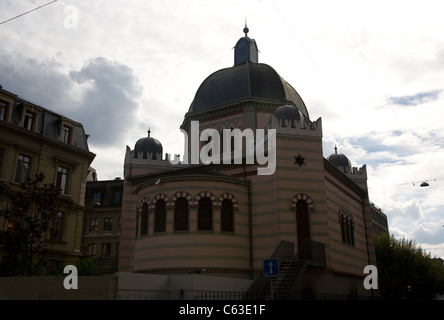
<box><xmin>51</xmin><ymin>211</ymin><xmax>66</xmax><ymax>242</ymax></box>
<box><xmin>0</xmin><ymin>100</ymin><xmax>8</xmax><ymax>121</ymax></box>
<box><xmin>15</xmin><ymin>153</ymin><xmax>32</xmax><ymax>183</ymax></box>
<box><xmin>339</xmin><ymin>210</ymin><xmax>355</xmax><ymax>246</ymax></box>
<box><xmin>103</xmin><ymin>217</ymin><xmax>113</xmax><ymax>232</ymax></box>
<box><xmin>88</xmin><ymin>243</ymin><xmax>97</xmax><ymax>259</ymax></box>
<box><xmin>56</xmin><ymin>166</ymin><xmax>69</xmax><ymax>194</ymax></box>
<box><xmin>62</xmin><ymin>125</ymin><xmax>72</xmax><ymax>144</ymax></box>
<box><xmin>23</xmin><ymin>111</ymin><xmax>35</xmax><ymax>131</ymax></box>
<box><xmin>89</xmin><ymin>218</ymin><xmax>99</xmax><ymax>233</ymax></box>
<box><xmin>101</xmin><ymin>242</ymin><xmax>111</xmax><ymax>260</ymax></box>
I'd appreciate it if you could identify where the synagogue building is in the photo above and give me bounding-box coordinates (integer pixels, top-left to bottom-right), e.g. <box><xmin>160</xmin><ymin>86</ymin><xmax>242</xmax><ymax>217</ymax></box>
<box><xmin>119</xmin><ymin>27</ymin><xmax>380</xmax><ymax>299</ymax></box>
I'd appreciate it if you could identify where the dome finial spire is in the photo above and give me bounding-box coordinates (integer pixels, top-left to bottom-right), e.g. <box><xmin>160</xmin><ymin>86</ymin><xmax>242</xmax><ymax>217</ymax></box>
<box><xmin>334</xmin><ymin>145</ymin><xmax>337</xmax><ymax>154</ymax></box>
<box><xmin>243</xmin><ymin>18</ymin><xmax>249</xmax><ymax>36</ymax></box>
<box><xmin>148</xmin><ymin>127</ymin><xmax>151</xmax><ymax>138</ymax></box>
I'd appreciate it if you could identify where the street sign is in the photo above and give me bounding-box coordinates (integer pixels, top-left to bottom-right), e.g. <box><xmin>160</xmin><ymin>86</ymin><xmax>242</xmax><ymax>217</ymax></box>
<box><xmin>263</xmin><ymin>258</ymin><xmax>279</xmax><ymax>277</ymax></box>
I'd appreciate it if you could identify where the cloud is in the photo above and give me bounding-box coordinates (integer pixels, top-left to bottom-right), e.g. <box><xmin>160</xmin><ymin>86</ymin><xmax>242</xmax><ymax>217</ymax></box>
<box><xmin>70</xmin><ymin>57</ymin><xmax>143</xmax><ymax>146</ymax></box>
<box><xmin>0</xmin><ymin>51</ymin><xmax>143</xmax><ymax>148</ymax></box>
<box><xmin>412</xmin><ymin>222</ymin><xmax>444</xmax><ymax>245</ymax></box>
<box><xmin>388</xmin><ymin>90</ymin><xmax>442</xmax><ymax>106</ymax></box>
<box><xmin>0</xmin><ymin>50</ymin><xmax>71</xmax><ymax>109</ymax></box>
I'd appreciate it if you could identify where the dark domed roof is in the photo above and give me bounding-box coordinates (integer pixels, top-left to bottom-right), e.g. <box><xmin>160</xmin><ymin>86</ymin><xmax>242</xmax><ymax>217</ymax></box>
<box><xmin>134</xmin><ymin>130</ymin><xmax>163</xmax><ymax>159</ymax></box>
<box><xmin>188</xmin><ymin>62</ymin><xmax>309</xmax><ymax>118</ymax></box>
<box><xmin>327</xmin><ymin>146</ymin><xmax>352</xmax><ymax>172</ymax></box>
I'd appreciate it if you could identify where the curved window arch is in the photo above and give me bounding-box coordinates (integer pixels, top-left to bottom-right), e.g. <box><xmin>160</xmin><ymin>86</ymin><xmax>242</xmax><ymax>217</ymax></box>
<box><xmin>174</xmin><ymin>197</ymin><xmax>189</xmax><ymax>231</ymax></box>
<box><xmin>154</xmin><ymin>199</ymin><xmax>166</xmax><ymax>233</ymax></box>
<box><xmin>198</xmin><ymin>197</ymin><xmax>213</xmax><ymax>230</ymax></box>
<box><xmin>221</xmin><ymin>198</ymin><xmax>234</xmax><ymax>232</ymax></box>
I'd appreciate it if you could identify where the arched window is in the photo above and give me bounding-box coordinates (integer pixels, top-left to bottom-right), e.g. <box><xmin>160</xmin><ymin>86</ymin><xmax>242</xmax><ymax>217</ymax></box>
<box><xmin>140</xmin><ymin>202</ymin><xmax>149</xmax><ymax>236</ymax></box>
<box><xmin>339</xmin><ymin>210</ymin><xmax>355</xmax><ymax>245</ymax></box>
<box><xmin>174</xmin><ymin>197</ymin><xmax>189</xmax><ymax>231</ymax></box>
<box><xmin>154</xmin><ymin>199</ymin><xmax>166</xmax><ymax>233</ymax></box>
<box><xmin>221</xmin><ymin>198</ymin><xmax>234</xmax><ymax>232</ymax></box>
<box><xmin>198</xmin><ymin>197</ymin><xmax>212</xmax><ymax>230</ymax></box>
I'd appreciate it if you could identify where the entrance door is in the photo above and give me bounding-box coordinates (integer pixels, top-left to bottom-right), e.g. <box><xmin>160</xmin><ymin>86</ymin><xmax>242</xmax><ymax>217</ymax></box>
<box><xmin>296</xmin><ymin>200</ymin><xmax>310</xmax><ymax>248</ymax></box>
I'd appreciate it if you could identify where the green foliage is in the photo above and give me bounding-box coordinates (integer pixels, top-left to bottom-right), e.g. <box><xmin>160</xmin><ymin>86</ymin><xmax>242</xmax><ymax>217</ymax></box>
<box><xmin>76</xmin><ymin>258</ymin><xmax>102</xmax><ymax>276</ymax></box>
<box><xmin>374</xmin><ymin>232</ymin><xmax>444</xmax><ymax>299</ymax></box>
<box><xmin>0</xmin><ymin>173</ymin><xmax>60</xmax><ymax>276</ymax></box>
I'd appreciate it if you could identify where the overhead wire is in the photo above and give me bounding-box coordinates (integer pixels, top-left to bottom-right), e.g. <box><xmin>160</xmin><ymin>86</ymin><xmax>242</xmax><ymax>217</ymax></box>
<box><xmin>341</xmin><ymin>14</ymin><xmax>439</xmax><ymax>187</ymax></box>
<box><xmin>269</xmin><ymin>0</ymin><xmax>439</xmax><ymax>188</ymax></box>
<box><xmin>268</xmin><ymin>0</ymin><xmax>363</xmax><ymax>129</ymax></box>
<box><xmin>0</xmin><ymin>0</ymin><xmax>58</xmax><ymax>25</ymax></box>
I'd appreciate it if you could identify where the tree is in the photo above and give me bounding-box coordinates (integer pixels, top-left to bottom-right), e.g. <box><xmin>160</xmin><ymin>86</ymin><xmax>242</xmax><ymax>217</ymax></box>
<box><xmin>0</xmin><ymin>173</ymin><xmax>61</xmax><ymax>276</ymax></box>
<box><xmin>374</xmin><ymin>232</ymin><xmax>444</xmax><ymax>299</ymax></box>
<box><xmin>76</xmin><ymin>258</ymin><xmax>102</xmax><ymax>276</ymax></box>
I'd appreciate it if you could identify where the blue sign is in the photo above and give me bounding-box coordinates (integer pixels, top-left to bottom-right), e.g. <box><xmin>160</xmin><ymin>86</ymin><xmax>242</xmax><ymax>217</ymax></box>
<box><xmin>263</xmin><ymin>258</ymin><xmax>279</xmax><ymax>277</ymax></box>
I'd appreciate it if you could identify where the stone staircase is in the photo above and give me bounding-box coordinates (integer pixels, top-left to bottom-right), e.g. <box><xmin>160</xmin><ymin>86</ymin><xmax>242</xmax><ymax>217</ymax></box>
<box><xmin>261</xmin><ymin>259</ymin><xmax>307</xmax><ymax>300</ymax></box>
<box><xmin>243</xmin><ymin>239</ymin><xmax>325</xmax><ymax>300</ymax></box>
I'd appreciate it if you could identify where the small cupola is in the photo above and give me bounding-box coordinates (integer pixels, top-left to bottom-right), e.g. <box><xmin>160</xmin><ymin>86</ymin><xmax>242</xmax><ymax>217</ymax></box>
<box><xmin>234</xmin><ymin>23</ymin><xmax>259</xmax><ymax>65</ymax></box>
<box><xmin>327</xmin><ymin>146</ymin><xmax>352</xmax><ymax>173</ymax></box>
<box><xmin>134</xmin><ymin>128</ymin><xmax>163</xmax><ymax>160</ymax></box>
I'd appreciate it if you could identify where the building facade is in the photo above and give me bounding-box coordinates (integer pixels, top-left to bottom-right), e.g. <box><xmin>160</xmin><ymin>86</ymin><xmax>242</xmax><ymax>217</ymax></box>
<box><xmin>119</xmin><ymin>28</ymin><xmax>380</xmax><ymax>299</ymax></box>
<box><xmin>83</xmin><ymin>178</ymin><xmax>123</xmax><ymax>274</ymax></box>
<box><xmin>0</xmin><ymin>84</ymin><xmax>95</xmax><ymax>272</ymax></box>
<box><xmin>370</xmin><ymin>202</ymin><xmax>389</xmax><ymax>236</ymax></box>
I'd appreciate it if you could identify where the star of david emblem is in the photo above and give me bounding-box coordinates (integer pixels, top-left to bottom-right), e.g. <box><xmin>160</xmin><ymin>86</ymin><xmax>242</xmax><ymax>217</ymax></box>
<box><xmin>294</xmin><ymin>154</ymin><xmax>306</xmax><ymax>167</ymax></box>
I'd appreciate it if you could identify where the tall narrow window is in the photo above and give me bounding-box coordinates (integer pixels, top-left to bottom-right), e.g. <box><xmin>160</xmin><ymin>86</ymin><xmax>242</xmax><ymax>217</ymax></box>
<box><xmin>0</xmin><ymin>148</ymin><xmax>4</xmax><ymax>178</ymax></box>
<box><xmin>114</xmin><ymin>191</ymin><xmax>121</xmax><ymax>203</ymax></box>
<box><xmin>62</xmin><ymin>126</ymin><xmax>71</xmax><ymax>143</ymax></box>
<box><xmin>174</xmin><ymin>197</ymin><xmax>188</xmax><ymax>231</ymax></box>
<box><xmin>140</xmin><ymin>203</ymin><xmax>149</xmax><ymax>235</ymax></box>
<box><xmin>0</xmin><ymin>100</ymin><xmax>7</xmax><ymax>120</ymax></box>
<box><xmin>102</xmin><ymin>243</ymin><xmax>111</xmax><ymax>259</ymax></box>
<box><xmin>340</xmin><ymin>214</ymin><xmax>347</xmax><ymax>243</ymax></box>
<box><xmin>56</xmin><ymin>166</ymin><xmax>69</xmax><ymax>194</ymax></box>
<box><xmin>93</xmin><ymin>192</ymin><xmax>101</xmax><ymax>205</ymax></box>
<box><xmin>89</xmin><ymin>218</ymin><xmax>99</xmax><ymax>233</ymax></box>
<box><xmin>88</xmin><ymin>243</ymin><xmax>97</xmax><ymax>259</ymax></box>
<box><xmin>221</xmin><ymin>198</ymin><xmax>234</xmax><ymax>232</ymax></box>
<box><xmin>103</xmin><ymin>217</ymin><xmax>113</xmax><ymax>232</ymax></box>
<box><xmin>51</xmin><ymin>211</ymin><xmax>65</xmax><ymax>242</ymax></box>
<box><xmin>198</xmin><ymin>197</ymin><xmax>212</xmax><ymax>231</ymax></box>
<box><xmin>154</xmin><ymin>199</ymin><xmax>166</xmax><ymax>233</ymax></box>
<box><xmin>15</xmin><ymin>154</ymin><xmax>31</xmax><ymax>183</ymax></box>
<box><xmin>339</xmin><ymin>210</ymin><xmax>355</xmax><ymax>246</ymax></box>
<box><xmin>23</xmin><ymin>111</ymin><xmax>34</xmax><ymax>130</ymax></box>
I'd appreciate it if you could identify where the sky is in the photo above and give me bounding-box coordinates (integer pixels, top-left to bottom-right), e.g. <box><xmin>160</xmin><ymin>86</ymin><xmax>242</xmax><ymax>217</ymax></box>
<box><xmin>0</xmin><ymin>0</ymin><xmax>443</xmax><ymax>259</ymax></box>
